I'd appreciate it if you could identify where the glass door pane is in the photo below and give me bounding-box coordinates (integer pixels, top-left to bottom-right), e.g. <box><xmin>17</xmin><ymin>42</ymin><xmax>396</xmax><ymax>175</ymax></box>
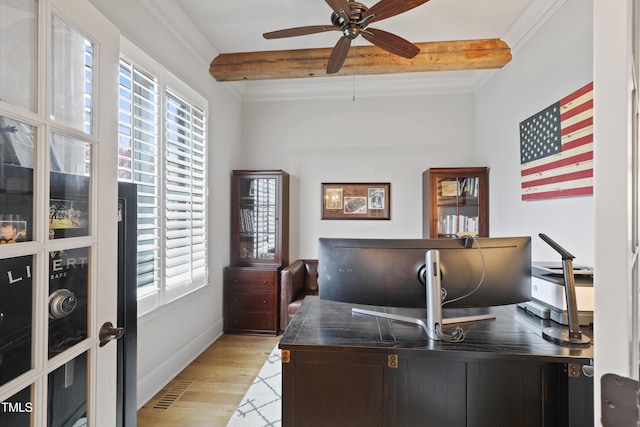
<box><xmin>0</xmin><ymin>0</ymin><xmax>38</xmax><ymax>111</ymax></box>
<box><xmin>47</xmin><ymin>351</ymin><xmax>87</xmax><ymax>426</ymax></box>
<box><xmin>0</xmin><ymin>255</ymin><xmax>34</xmax><ymax>386</ymax></box>
<box><xmin>238</xmin><ymin>177</ymin><xmax>256</xmax><ymax>261</ymax></box>
<box><xmin>48</xmin><ymin>247</ymin><xmax>89</xmax><ymax>358</ymax></box>
<box><xmin>49</xmin><ymin>134</ymin><xmax>90</xmax><ymax>240</ymax></box>
<box><xmin>0</xmin><ymin>115</ymin><xmax>35</xmax><ymax>243</ymax></box>
<box><xmin>50</xmin><ymin>13</ymin><xmax>93</xmax><ymax>134</ymax></box>
<box><xmin>238</xmin><ymin>177</ymin><xmax>277</xmax><ymax>261</ymax></box>
<box><xmin>436</xmin><ymin>176</ymin><xmax>480</xmax><ymax>237</ymax></box>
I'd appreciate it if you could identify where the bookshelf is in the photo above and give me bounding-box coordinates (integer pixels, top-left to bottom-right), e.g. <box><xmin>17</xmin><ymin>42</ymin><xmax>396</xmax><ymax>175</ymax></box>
<box><xmin>422</xmin><ymin>167</ymin><xmax>489</xmax><ymax>238</ymax></box>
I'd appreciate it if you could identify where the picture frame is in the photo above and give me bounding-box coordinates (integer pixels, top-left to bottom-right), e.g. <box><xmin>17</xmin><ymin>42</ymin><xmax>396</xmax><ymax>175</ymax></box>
<box><xmin>321</xmin><ymin>183</ymin><xmax>390</xmax><ymax>220</ymax></box>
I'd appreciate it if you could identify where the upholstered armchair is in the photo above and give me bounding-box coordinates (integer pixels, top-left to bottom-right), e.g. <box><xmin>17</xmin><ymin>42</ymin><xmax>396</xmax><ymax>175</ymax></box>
<box><xmin>280</xmin><ymin>259</ymin><xmax>318</xmax><ymax>331</ymax></box>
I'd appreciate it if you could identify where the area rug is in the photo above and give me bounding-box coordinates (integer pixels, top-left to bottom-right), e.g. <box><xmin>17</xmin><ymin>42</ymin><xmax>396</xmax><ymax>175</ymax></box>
<box><xmin>226</xmin><ymin>343</ymin><xmax>282</xmax><ymax>427</ymax></box>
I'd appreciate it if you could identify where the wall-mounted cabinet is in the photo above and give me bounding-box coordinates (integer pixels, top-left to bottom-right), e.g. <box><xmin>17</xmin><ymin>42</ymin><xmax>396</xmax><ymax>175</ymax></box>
<box><xmin>225</xmin><ymin>170</ymin><xmax>289</xmax><ymax>335</ymax></box>
<box><xmin>422</xmin><ymin>167</ymin><xmax>489</xmax><ymax>238</ymax></box>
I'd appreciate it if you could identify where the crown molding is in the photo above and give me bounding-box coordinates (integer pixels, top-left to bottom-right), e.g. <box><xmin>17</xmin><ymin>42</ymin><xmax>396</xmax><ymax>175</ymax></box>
<box><xmin>236</xmin><ymin>71</ymin><xmax>477</xmax><ymax>102</ymax></box>
<box><xmin>503</xmin><ymin>0</ymin><xmax>567</xmax><ymax>53</ymax></box>
<box><xmin>141</xmin><ymin>0</ymin><xmax>218</xmax><ymax>69</ymax></box>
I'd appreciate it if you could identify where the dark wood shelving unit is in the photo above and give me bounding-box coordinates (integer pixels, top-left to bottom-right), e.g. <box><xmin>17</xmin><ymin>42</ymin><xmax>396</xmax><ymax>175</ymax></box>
<box><xmin>224</xmin><ymin>170</ymin><xmax>289</xmax><ymax>335</ymax></box>
<box><xmin>422</xmin><ymin>167</ymin><xmax>489</xmax><ymax>238</ymax></box>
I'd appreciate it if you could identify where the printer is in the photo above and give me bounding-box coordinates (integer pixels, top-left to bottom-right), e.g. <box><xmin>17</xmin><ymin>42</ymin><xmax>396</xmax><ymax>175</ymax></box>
<box><xmin>518</xmin><ymin>262</ymin><xmax>594</xmax><ymax>326</ymax></box>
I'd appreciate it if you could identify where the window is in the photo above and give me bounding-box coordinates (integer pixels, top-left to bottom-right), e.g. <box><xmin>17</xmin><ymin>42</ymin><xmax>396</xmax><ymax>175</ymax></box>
<box><xmin>117</xmin><ymin>40</ymin><xmax>208</xmax><ymax>315</ymax></box>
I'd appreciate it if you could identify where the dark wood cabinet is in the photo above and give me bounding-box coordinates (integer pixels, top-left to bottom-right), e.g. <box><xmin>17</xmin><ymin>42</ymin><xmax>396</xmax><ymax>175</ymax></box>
<box><xmin>224</xmin><ymin>266</ymin><xmax>278</xmax><ymax>334</ymax></box>
<box><xmin>224</xmin><ymin>170</ymin><xmax>289</xmax><ymax>335</ymax></box>
<box><xmin>280</xmin><ymin>297</ymin><xmax>594</xmax><ymax>427</ymax></box>
<box><xmin>422</xmin><ymin>167</ymin><xmax>489</xmax><ymax>238</ymax></box>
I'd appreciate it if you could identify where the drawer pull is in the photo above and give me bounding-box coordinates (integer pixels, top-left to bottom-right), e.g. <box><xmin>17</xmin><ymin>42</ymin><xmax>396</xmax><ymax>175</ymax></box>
<box><xmin>263</xmin><ymin>300</ymin><xmax>267</xmax><ymax>304</ymax></box>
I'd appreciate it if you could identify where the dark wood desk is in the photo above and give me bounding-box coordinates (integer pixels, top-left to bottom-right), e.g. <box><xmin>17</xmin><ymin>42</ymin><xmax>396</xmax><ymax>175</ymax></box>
<box><xmin>279</xmin><ymin>296</ymin><xmax>593</xmax><ymax>427</ymax></box>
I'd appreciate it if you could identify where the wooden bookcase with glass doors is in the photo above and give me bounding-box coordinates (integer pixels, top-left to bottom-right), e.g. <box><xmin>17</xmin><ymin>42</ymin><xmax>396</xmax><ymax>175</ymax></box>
<box><xmin>224</xmin><ymin>170</ymin><xmax>289</xmax><ymax>335</ymax></box>
<box><xmin>422</xmin><ymin>167</ymin><xmax>489</xmax><ymax>238</ymax></box>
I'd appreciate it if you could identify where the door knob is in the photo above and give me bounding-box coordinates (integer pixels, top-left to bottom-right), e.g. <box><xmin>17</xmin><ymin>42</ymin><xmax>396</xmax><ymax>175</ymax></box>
<box><xmin>49</xmin><ymin>289</ymin><xmax>77</xmax><ymax>319</ymax></box>
<box><xmin>99</xmin><ymin>321</ymin><xmax>124</xmax><ymax>347</ymax></box>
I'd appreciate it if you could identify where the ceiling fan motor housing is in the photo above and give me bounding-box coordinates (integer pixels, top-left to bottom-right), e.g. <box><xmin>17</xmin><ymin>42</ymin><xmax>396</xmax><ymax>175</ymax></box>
<box><xmin>331</xmin><ymin>1</ymin><xmax>369</xmax><ymax>39</ymax></box>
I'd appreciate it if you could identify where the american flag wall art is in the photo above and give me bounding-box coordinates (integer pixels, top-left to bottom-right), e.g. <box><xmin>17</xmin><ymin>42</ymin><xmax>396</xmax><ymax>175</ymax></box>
<box><xmin>519</xmin><ymin>81</ymin><xmax>593</xmax><ymax>201</ymax></box>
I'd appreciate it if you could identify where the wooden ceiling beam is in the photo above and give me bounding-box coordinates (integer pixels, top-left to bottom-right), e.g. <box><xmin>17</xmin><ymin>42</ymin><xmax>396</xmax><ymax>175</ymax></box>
<box><xmin>209</xmin><ymin>38</ymin><xmax>512</xmax><ymax>82</ymax></box>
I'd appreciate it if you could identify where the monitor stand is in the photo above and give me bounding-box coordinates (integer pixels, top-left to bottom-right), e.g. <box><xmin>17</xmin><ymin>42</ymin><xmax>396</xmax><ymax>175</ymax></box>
<box><xmin>352</xmin><ymin>249</ymin><xmax>495</xmax><ymax>340</ymax></box>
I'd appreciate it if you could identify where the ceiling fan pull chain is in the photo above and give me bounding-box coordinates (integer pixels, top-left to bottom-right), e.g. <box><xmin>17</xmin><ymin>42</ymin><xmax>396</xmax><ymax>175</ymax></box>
<box><xmin>352</xmin><ymin>43</ymin><xmax>356</xmax><ymax>101</ymax></box>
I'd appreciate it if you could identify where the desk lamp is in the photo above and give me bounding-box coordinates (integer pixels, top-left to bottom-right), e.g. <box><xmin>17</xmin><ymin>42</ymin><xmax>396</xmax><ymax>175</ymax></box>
<box><xmin>538</xmin><ymin>233</ymin><xmax>591</xmax><ymax>346</ymax></box>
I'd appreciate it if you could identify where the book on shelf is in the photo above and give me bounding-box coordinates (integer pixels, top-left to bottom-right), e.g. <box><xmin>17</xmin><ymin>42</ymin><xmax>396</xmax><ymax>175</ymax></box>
<box><xmin>458</xmin><ymin>177</ymin><xmax>479</xmax><ymax>197</ymax></box>
<box><xmin>438</xmin><ymin>214</ymin><xmax>479</xmax><ymax>236</ymax></box>
<box><xmin>239</xmin><ymin>208</ymin><xmax>255</xmax><ymax>233</ymax></box>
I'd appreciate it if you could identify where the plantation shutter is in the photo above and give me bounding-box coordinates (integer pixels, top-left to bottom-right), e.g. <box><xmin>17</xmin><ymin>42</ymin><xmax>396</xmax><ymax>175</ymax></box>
<box><xmin>118</xmin><ymin>46</ymin><xmax>208</xmax><ymax>311</ymax></box>
<box><xmin>164</xmin><ymin>89</ymin><xmax>207</xmax><ymax>296</ymax></box>
<box><xmin>118</xmin><ymin>58</ymin><xmax>161</xmax><ymax>301</ymax></box>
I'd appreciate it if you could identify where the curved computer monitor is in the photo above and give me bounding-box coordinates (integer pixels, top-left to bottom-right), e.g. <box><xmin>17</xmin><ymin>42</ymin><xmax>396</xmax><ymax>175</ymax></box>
<box><xmin>318</xmin><ymin>236</ymin><xmax>531</xmax><ymax>309</ymax></box>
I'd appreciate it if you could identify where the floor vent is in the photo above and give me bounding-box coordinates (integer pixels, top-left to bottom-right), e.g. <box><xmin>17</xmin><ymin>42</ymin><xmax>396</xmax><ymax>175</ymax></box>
<box><xmin>153</xmin><ymin>381</ymin><xmax>192</xmax><ymax>409</ymax></box>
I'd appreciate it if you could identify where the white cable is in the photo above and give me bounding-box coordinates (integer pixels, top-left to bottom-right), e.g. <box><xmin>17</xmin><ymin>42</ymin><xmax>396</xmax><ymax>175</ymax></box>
<box><xmin>435</xmin><ymin>323</ymin><xmax>465</xmax><ymax>342</ymax></box>
<box><xmin>434</xmin><ymin>236</ymin><xmax>486</xmax><ymax>343</ymax></box>
<box><xmin>442</xmin><ymin>235</ymin><xmax>486</xmax><ymax>307</ymax></box>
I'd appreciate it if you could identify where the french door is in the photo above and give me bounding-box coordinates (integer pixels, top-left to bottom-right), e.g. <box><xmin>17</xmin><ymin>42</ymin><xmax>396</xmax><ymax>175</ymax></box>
<box><xmin>0</xmin><ymin>0</ymin><xmax>120</xmax><ymax>425</ymax></box>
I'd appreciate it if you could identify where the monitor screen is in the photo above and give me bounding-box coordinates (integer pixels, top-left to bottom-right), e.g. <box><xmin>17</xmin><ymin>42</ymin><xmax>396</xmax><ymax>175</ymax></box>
<box><xmin>318</xmin><ymin>236</ymin><xmax>531</xmax><ymax>309</ymax></box>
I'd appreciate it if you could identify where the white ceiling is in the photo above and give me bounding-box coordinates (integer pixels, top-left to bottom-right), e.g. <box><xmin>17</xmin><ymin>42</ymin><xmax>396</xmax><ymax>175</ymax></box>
<box><xmin>170</xmin><ymin>0</ymin><xmax>557</xmax><ymax>99</ymax></box>
<box><xmin>176</xmin><ymin>0</ymin><xmax>530</xmax><ymax>53</ymax></box>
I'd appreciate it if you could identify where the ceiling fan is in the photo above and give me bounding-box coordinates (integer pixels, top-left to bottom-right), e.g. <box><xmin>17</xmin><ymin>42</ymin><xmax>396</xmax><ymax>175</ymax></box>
<box><xmin>263</xmin><ymin>0</ymin><xmax>429</xmax><ymax>74</ymax></box>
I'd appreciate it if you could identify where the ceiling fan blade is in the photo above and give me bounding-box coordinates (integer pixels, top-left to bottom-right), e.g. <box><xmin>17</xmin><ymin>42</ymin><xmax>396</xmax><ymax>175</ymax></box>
<box><xmin>327</xmin><ymin>36</ymin><xmax>352</xmax><ymax>74</ymax></box>
<box><xmin>361</xmin><ymin>28</ymin><xmax>420</xmax><ymax>58</ymax></box>
<box><xmin>264</xmin><ymin>25</ymin><xmax>341</xmax><ymax>39</ymax></box>
<box><xmin>360</xmin><ymin>0</ymin><xmax>430</xmax><ymax>24</ymax></box>
<box><xmin>325</xmin><ymin>0</ymin><xmax>352</xmax><ymax>16</ymax></box>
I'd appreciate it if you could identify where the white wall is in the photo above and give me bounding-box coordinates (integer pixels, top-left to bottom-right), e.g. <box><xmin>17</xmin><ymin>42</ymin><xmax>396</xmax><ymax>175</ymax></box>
<box><xmin>475</xmin><ymin>0</ymin><xmax>594</xmax><ymax>264</ymax></box>
<box><xmin>90</xmin><ymin>0</ymin><xmax>243</xmax><ymax>407</ymax></box>
<box><xmin>242</xmin><ymin>93</ymin><xmax>478</xmax><ymax>258</ymax></box>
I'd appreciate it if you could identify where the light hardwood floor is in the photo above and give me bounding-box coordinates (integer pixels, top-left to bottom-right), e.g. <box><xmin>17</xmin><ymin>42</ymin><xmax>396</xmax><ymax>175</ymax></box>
<box><xmin>137</xmin><ymin>334</ymin><xmax>280</xmax><ymax>427</ymax></box>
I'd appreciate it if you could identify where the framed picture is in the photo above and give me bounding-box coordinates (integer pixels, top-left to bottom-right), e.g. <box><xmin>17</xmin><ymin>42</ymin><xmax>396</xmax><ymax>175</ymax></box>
<box><xmin>321</xmin><ymin>183</ymin><xmax>390</xmax><ymax>220</ymax></box>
